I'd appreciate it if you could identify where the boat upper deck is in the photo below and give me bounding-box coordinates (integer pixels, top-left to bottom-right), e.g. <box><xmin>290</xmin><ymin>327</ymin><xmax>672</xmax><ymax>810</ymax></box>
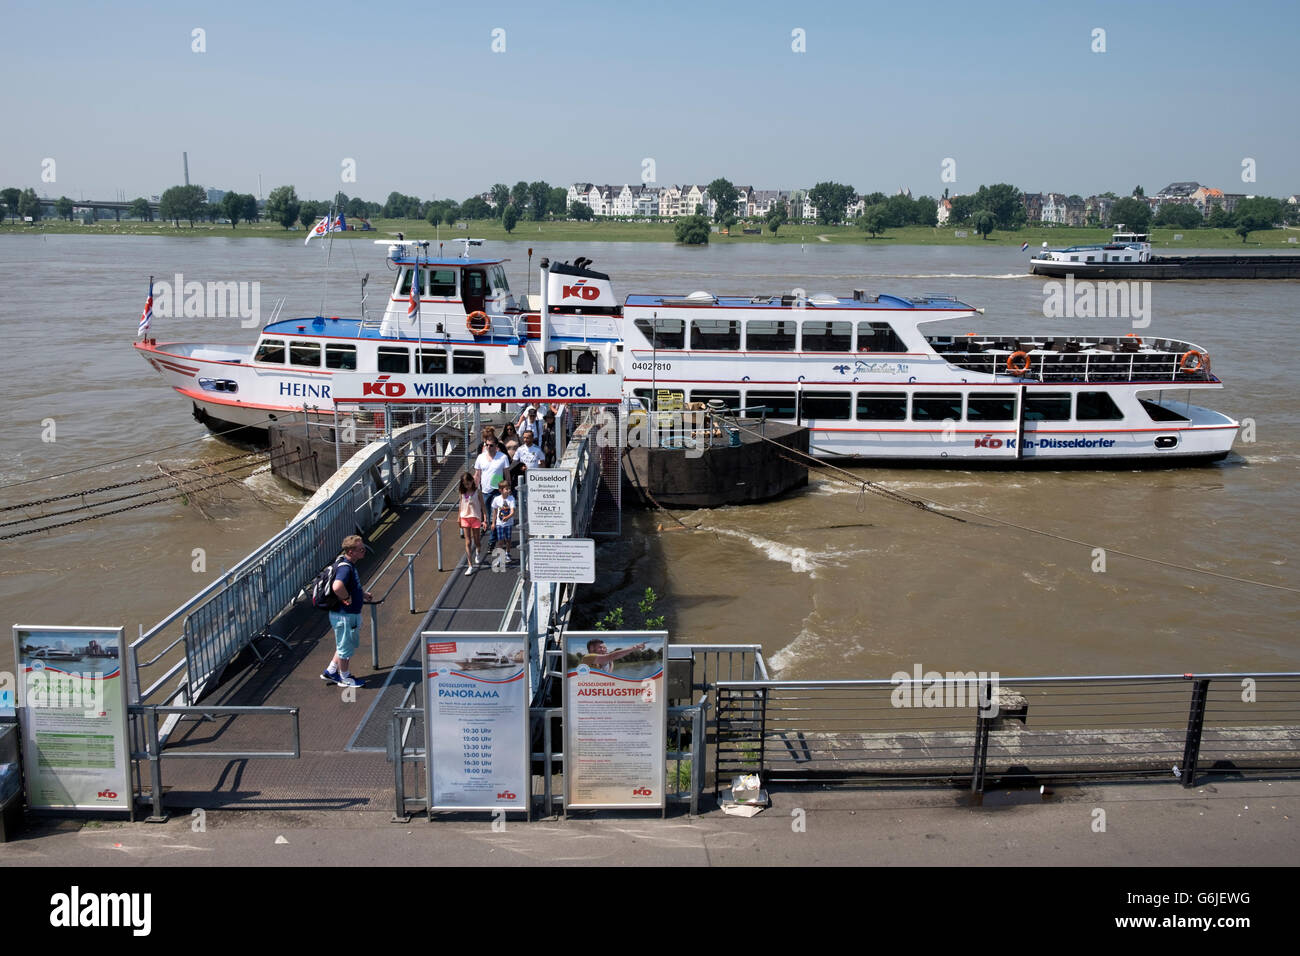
<box><xmin>624</xmin><ymin>292</ymin><xmax>976</xmax><ymax>311</ymax></box>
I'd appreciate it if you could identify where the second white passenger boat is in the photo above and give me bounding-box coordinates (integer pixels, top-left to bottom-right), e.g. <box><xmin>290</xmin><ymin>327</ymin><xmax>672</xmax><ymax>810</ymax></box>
<box><xmin>135</xmin><ymin>240</ymin><xmax>1238</xmax><ymax>465</ymax></box>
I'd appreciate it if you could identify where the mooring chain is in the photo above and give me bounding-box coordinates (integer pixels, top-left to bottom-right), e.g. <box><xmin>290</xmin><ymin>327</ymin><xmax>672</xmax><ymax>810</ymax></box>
<box><xmin>0</xmin><ymin>448</ymin><xmax>276</xmax><ymax>513</ymax></box>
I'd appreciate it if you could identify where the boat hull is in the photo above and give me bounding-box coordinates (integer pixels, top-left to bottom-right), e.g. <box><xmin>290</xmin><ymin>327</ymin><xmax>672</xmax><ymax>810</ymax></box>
<box><xmin>1030</xmin><ymin>255</ymin><xmax>1300</xmax><ymax>279</ymax></box>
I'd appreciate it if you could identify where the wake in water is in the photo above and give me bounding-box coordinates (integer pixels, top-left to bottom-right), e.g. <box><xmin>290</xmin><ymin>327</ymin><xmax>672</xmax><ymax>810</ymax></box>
<box><xmin>863</xmin><ymin>272</ymin><xmax>1030</xmax><ymax>280</ymax></box>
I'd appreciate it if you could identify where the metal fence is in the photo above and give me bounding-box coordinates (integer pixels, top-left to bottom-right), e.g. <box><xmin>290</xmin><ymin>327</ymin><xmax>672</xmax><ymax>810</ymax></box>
<box><xmin>131</xmin><ymin>427</ymin><xmax>428</xmax><ymax>714</ymax></box>
<box><xmin>715</xmin><ymin>673</ymin><xmax>1300</xmax><ymax>792</ymax></box>
<box><xmin>387</xmin><ymin>644</ymin><xmax>760</xmax><ymax>819</ymax></box>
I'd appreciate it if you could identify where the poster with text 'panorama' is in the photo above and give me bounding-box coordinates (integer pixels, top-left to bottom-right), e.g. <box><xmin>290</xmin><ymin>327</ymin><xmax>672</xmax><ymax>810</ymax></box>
<box><xmin>13</xmin><ymin>626</ymin><xmax>130</xmax><ymax>812</ymax></box>
<box><xmin>564</xmin><ymin>631</ymin><xmax>667</xmax><ymax>810</ymax></box>
<box><xmin>424</xmin><ymin>632</ymin><xmax>529</xmax><ymax>813</ymax></box>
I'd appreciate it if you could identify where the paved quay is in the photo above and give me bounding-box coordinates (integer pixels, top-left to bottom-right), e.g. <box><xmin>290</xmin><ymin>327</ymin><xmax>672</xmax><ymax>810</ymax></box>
<box><xmin>2</xmin><ymin>777</ymin><xmax>1295</xmax><ymax>867</ymax></box>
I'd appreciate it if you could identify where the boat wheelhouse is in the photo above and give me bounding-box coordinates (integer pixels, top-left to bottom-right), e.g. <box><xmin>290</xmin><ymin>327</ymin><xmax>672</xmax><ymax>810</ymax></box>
<box><xmin>1030</xmin><ymin>226</ymin><xmax>1152</xmax><ymax>269</ymax></box>
<box><xmin>135</xmin><ymin>242</ymin><xmax>1238</xmax><ymax>465</ymax></box>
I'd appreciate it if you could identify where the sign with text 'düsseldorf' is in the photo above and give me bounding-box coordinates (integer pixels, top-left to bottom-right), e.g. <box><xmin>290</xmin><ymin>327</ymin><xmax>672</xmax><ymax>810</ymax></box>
<box><xmin>331</xmin><ymin>373</ymin><xmax>623</xmax><ymax>404</ymax></box>
<box><xmin>525</xmin><ymin>469</ymin><xmax>572</xmax><ymax>537</ymax></box>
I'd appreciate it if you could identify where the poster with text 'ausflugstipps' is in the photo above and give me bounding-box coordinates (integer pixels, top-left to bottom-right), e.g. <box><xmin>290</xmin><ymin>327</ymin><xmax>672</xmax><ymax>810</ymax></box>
<box><xmin>564</xmin><ymin>631</ymin><xmax>666</xmax><ymax>810</ymax></box>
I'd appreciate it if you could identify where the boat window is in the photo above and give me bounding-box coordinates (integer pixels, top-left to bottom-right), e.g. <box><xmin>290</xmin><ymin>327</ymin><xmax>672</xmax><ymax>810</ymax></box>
<box><xmin>802</xmin><ymin>320</ymin><xmax>852</xmax><ymax>351</ymax></box>
<box><xmin>911</xmin><ymin>392</ymin><xmax>963</xmax><ymax>422</ymax></box>
<box><xmin>1076</xmin><ymin>391</ymin><xmax>1124</xmax><ymax>420</ymax></box>
<box><xmin>289</xmin><ymin>340</ymin><xmax>321</xmax><ymax>367</ymax></box>
<box><xmin>254</xmin><ymin>338</ymin><xmax>285</xmax><ymax>363</ymax></box>
<box><xmin>325</xmin><ymin>344</ymin><xmax>357</xmax><ymax>370</ymax></box>
<box><xmin>1024</xmin><ymin>392</ymin><xmax>1072</xmax><ymax>421</ymax></box>
<box><xmin>746</xmin><ymin>319</ymin><xmax>797</xmax><ymax>351</ymax></box>
<box><xmin>1139</xmin><ymin>399</ymin><xmax>1190</xmax><ymax>423</ymax></box>
<box><xmin>966</xmin><ymin>392</ymin><xmax>1017</xmax><ymax>422</ymax></box>
<box><xmin>429</xmin><ymin>269</ymin><xmax>457</xmax><ymax>297</ymax></box>
<box><xmin>633</xmin><ymin>388</ymin><xmax>656</xmax><ymax>408</ymax></box>
<box><xmin>398</xmin><ymin>268</ymin><xmax>424</xmax><ymax>296</ymax></box>
<box><xmin>690</xmin><ymin>390</ymin><xmax>742</xmax><ymax>410</ymax></box>
<box><xmin>746</xmin><ymin>390</ymin><xmax>797</xmax><ymax>419</ymax></box>
<box><xmin>452</xmin><ymin>349</ymin><xmax>486</xmax><ymax>374</ymax></box>
<box><xmin>856</xmin><ymin>321</ymin><xmax>906</xmax><ymax>352</ymax></box>
<box><xmin>377</xmin><ymin>346</ymin><xmax>410</xmax><ymax>373</ymax></box>
<box><xmin>800</xmin><ymin>391</ymin><xmax>852</xmax><ymax>420</ymax></box>
<box><xmin>690</xmin><ymin>319</ymin><xmax>740</xmax><ymax>350</ymax></box>
<box><xmin>416</xmin><ymin>348</ymin><xmax>448</xmax><ymax>374</ymax></box>
<box><xmin>856</xmin><ymin>391</ymin><xmax>908</xmax><ymax>421</ymax></box>
<box><xmin>489</xmin><ymin>266</ymin><xmax>511</xmax><ymax>296</ymax></box>
<box><xmin>633</xmin><ymin>318</ymin><xmax>685</xmax><ymax>349</ymax></box>
<box><xmin>464</xmin><ymin>271</ymin><xmax>487</xmax><ymax>297</ymax></box>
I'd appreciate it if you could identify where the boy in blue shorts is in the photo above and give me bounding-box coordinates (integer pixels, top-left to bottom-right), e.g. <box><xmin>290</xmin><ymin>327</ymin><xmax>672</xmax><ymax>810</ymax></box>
<box><xmin>489</xmin><ymin>479</ymin><xmax>517</xmax><ymax>566</ymax></box>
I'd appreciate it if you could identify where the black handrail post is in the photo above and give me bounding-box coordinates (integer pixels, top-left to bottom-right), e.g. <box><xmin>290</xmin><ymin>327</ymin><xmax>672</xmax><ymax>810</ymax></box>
<box><xmin>971</xmin><ymin>678</ymin><xmax>992</xmax><ymax>794</ymax></box>
<box><xmin>1180</xmin><ymin>677</ymin><xmax>1211</xmax><ymax>788</ymax></box>
<box><xmin>757</xmin><ymin>687</ymin><xmax>768</xmax><ymax>782</ymax></box>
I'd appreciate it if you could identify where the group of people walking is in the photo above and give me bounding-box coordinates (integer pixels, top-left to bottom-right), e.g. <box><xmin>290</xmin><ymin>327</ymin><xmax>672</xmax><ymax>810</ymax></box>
<box><xmin>457</xmin><ymin>406</ymin><xmax>560</xmax><ymax>577</ymax></box>
<box><xmin>321</xmin><ymin>405</ymin><xmax>567</xmax><ymax>690</ymax></box>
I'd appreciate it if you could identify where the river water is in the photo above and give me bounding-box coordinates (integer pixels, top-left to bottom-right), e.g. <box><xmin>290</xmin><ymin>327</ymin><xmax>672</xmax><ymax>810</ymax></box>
<box><xmin>1</xmin><ymin>235</ymin><xmax>1295</xmax><ymax>677</ymax></box>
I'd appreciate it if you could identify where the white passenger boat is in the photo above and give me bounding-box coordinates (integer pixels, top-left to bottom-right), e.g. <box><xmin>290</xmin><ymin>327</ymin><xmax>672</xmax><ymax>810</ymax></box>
<box><xmin>135</xmin><ymin>241</ymin><xmax>1238</xmax><ymax>465</ymax></box>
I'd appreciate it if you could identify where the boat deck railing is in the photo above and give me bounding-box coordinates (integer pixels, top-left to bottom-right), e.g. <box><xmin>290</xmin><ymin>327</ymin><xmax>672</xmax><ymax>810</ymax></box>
<box><xmin>929</xmin><ymin>335</ymin><xmax>1216</xmax><ymax>383</ymax></box>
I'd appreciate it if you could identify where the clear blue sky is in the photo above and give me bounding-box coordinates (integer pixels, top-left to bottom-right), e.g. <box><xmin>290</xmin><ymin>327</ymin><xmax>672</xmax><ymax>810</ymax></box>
<box><xmin>4</xmin><ymin>0</ymin><xmax>1297</xmax><ymax>203</ymax></box>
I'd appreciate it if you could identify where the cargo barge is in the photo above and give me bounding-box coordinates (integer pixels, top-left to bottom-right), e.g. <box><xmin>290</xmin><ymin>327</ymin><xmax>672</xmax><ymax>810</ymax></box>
<box><xmin>1029</xmin><ymin>229</ymin><xmax>1300</xmax><ymax>279</ymax></box>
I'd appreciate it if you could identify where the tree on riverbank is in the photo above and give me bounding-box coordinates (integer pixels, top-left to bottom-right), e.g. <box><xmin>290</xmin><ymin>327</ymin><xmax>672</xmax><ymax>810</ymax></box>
<box><xmin>502</xmin><ymin>204</ymin><xmax>519</xmax><ymax>234</ymax></box>
<box><xmin>706</xmin><ymin>178</ymin><xmax>738</xmax><ymax>223</ymax></box>
<box><xmin>974</xmin><ymin>209</ymin><xmax>995</xmax><ymax>239</ymax></box>
<box><xmin>55</xmin><ymin>196</ymin><xmax>73</xmax><ymax>220</ymax></box>
<box><xmin>129</xmin><ymin>198</ymin><xmax>152</xmax><ymax>222</ymax></box>
<box><xmin>0</xmin><ymin>188</ymin><xmax>19</xmax><ymax>222</ymax></box>
<box><xmin>859</xmin><ymin>204</ymin><xmax>887</xmax><ymax>238</ymax></box>
<box><xmin>159</xmin><ymin>185</ymin><xmax>207</xmax><ymax>227</ymax></box>
<box><xmin>266</xmin><ymin>186</ymin><xmax>301</xmax><ymax>230</ymax></box>
<box><xmin>17</xmin><ymin>188</ymin><xmax>41</xmax><ymax>222</ymax></box>
<box><xmin>674</xmin><ymin>214</ymin><xmax>710</xmax><ymax>244</ymax></box>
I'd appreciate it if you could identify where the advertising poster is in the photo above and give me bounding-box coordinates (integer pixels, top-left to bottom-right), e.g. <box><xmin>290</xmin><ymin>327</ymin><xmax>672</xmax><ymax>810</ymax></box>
<box><xmin>424</xmin><ymin>632</ymin><xmax>529</xmax><ymax>813</ymax></box>
<box><xmin>13</xmin><ymin>626</ymin><xmax>130</xmax><ymax>812</ymax></box>
<box><xmin>564</xmin><ymin>630</ymin><xmax>667</xmax><ymax>809</ymax></box>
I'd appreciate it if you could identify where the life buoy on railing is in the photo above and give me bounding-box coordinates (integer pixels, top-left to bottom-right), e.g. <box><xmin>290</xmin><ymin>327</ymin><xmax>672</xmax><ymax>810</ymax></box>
<box><xmin>1124</xmin><ymin>333</ymin><xmax>1143</xmax><ymax>346</ymax></box>
<box><xmin>466</xmin><ymin>311</ymin><xmax>490</xmax><ymax>336</ymax></box>
<box><xmin>1006</xmin><ymin>350</ymin><xmax>1031</xmax><ymax>375</ymax></box>
<box><xmin>1179</xmin><ymin>349</ymin><xmax>1208</xmax><ymax>374</ymax></box>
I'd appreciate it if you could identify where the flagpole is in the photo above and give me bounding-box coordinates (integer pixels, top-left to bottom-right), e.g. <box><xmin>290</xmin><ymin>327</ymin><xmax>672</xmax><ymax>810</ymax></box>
<box><xmin>318</xmin><ymin>200</ymin><xmax>335</xmax><ymax>318</ymax></box>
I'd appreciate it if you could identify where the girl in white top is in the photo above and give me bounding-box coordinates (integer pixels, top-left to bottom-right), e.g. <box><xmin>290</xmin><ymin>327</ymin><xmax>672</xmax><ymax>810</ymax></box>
<box><xmin>457</xmin><ymin>472</ymin><xmax>486</xmax><ymax>574</ymax></box>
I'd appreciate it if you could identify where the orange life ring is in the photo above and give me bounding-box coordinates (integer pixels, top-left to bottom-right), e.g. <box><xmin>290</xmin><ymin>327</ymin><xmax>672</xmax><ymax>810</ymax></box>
<box><xmin>466</xmin><ymin>311</ymin><xmax>490</xmax><ymax>336</ymax></box>
<box><xmin>1179</xmin><ymin>349</ymin><xmax>1208</xmax><ymax>373</ymax></box>
<box><xmin>1124</xmin><ymin>334</ymin><xmax>1143</xmax><ymax>346</ymax></box>
<box><xmin>1006</xmin><ymin>350</ymin><xmax>1031</xmax><ymax>375</ymax></box>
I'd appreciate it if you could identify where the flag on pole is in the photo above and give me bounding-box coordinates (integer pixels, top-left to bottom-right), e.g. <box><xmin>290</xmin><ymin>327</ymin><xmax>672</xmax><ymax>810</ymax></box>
<box><xmin>333</xmin><ymin>212</ymin><xmax>347</xmax><ymax>232</ymax></box>
<box><xmin>139</xmin><ymin>279</ymin><xmax>153</xmax><ymax>336</ymax></box>
<box><xmin>1021</xmin><ymin>241</ymin><xmax>1029</xmax><ymax>251</ymax></box>
<box><xmin>304</xmin><ymin>215</ymin><xmax>330</xmax><ymax>244</ymax></box>
<box><xmin>407</xmin><ymin>267</ymin><xmax>419</xmax><ymax>319</ymax></box>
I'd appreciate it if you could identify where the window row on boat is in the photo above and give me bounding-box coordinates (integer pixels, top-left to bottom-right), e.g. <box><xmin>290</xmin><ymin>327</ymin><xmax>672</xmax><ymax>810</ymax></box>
<box><xmin>397</xmin><ymin>265</ymin><xmax>512</xmax><ymax>299</ymax></box>
<box><xmin>632</xmin><ymin>318</ymin><xmax>908</xmax><ymax>352</ymax></box>
<box><xmin>631</xmin><ymin>388</ymin><xmax>1179</xmax><ymax>423</ymax></box>
<box><xmin>253</xmin><ymin>339</ymin><xmax>487</xmax><ymax>373</ymax></box>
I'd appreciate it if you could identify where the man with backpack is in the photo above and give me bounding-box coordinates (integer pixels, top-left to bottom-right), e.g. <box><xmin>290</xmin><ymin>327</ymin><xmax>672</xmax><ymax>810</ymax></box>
<box><xmin>320</xmin><ymin>535</ymin><xmax>372</xmax><ymax>688</ymax></box>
